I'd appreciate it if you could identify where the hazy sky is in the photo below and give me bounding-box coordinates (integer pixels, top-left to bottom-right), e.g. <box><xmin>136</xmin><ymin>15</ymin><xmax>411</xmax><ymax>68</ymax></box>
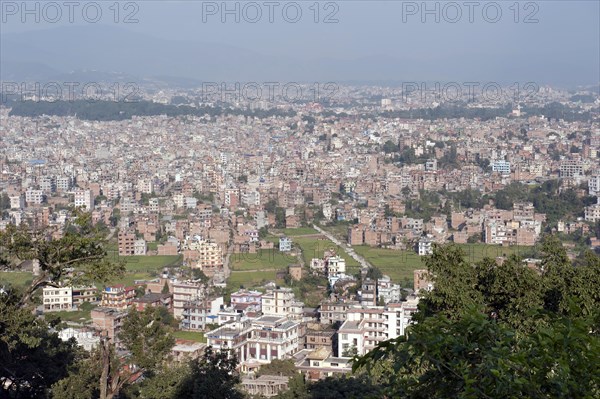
<box><xmin>1</xmin><ymin>1</ymin><xmax>599</xmax><ymax>84</ymax></box>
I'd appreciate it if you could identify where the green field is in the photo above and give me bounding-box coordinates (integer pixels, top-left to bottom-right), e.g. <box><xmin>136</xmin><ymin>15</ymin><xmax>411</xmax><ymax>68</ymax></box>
<box><xmin>105</xmin><ymin>254</ymin><xmax>181</xmax><ymax>271</ymax></box>
<box><xmin>230</xmin><ymin>249</ymin><xmax>297</xmax><ymax>271</ymax></box>
<box><xmin>226</xmin><ymin>270</ymin><xmax>283</xmax><ymax>291</ymax></box>
<box><xmin>278</xmin><ymin>227</ymin><xmax>319</xmax><ymax>236</ymax></box>
<box><xmin>1</xmin><ymin>255</ymin><xmax>180</xmax><ymax>290</ymax></box>
<box><xmin>354</xmin><ymin>243</ymin><xmax>532</xmax><ymax>285</ymax></box>
<box><xmin>173</xmin><ymin>330</ymin><xmax>207</xmax><ymax>343</ymax></box>
<box><xmin>0</xmin><ymin>271</ymin><xmax>33</xmax><ymax>288</ymax></box>
<box><xmin>50</xmin><ymin>303</ymin><xmax>96</xmax><ymax>323</ymax></box>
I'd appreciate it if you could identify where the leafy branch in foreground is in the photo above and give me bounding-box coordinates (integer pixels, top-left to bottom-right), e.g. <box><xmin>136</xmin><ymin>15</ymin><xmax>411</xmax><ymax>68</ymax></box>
<box><xmin>0</xmin><ymin>211</ymin><xmax>125</xmax><ymax>306</ymax></box>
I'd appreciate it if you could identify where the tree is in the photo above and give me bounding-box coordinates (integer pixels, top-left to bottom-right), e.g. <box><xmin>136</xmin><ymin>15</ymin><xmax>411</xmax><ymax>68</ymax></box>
<box><xmin>308</xmin><ymin>375</ymin><xmax>382</xmax><ymax>399</ymax></box>
<box><xmin>0</xmin><ymin>289</ymin><xmax>78</xmax><ymax>398</ymax></box>
<box><xmin>258</xmin><ymin>359</ymin><xmax>297</xmax><ymax>377</ymax></box>
<box><xmin>355</xmin><ymin>241</ymin><xmax>600</xmax><ymax>398</ymax></box>
<box><xmin>118</xmin><ymin>307</ymin><xmax>175</xmax><ymax>372</ymax></box>
<box><xmin>0</xmin><ymin>211</ymin><xmax>125</xmax><ymax>306</ymax></box>
<box><xmin>382</xmin><ymin>140</ymin><xmax>398</xmax><ymax>154</ymax></box>
<box><xmin>174</xmin><ymin>346</ymin><xmax>244</xmax><ymax>399</ymax></box>
<box><xmin>54</xmin><ymin>306</ymin><xmax>175</xmax><ymax>399</ymax></box>
<box><xmin>354</xmin><ymin>307</ymin><xmax>600</xmax><ymax>398</ymax></box>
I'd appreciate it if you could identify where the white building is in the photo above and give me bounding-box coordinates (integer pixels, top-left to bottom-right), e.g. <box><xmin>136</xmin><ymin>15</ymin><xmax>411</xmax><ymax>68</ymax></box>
<box><xmin>588</xmin><ymin>175</ymin><xmax>600</xmax><ymax>196</ymax></box>
<box><xmin>417</xmin><ymin>236</ymin><xmax>433</xmax><ymax>256</ymax></box>
<box><xmin>56</xmin><ymin>176</ymin><xmax>72</xmax><ymax>192</ymax></box>
<box><xmin>491</xmin><ymin>160</ymin><xmax>510</xmax><ymax>174</ymax></box>
<box><xmin>180</xmin><ymin>297</ymin><xmax>224</xmax><ymax>331</ymax></box>
<box><xmin>584</xmin><ymin>200</ymin><xmax>600</xmax><ymax>222</ymax></box>
<box><xmin>25</xmin><ymin>189</ymin><xmax>43</xmax><ymax>205</ymax></box>
<box><xmin>58</xmin><ymin>328</ymin><xmax>100</xmax><ymax>351</ymax></box>
<box><xmin>43</xmin><ymin>286</ymin><xmax>73</xmax><ymax>312</ymax></box>
<box><xmin>206</xmin><ymin>315</ymin><xmax>301</xmax><ymax>366</ymax></box>
<box><xmin>134</xmin><ymin>239</ymin><xmax>147</xmax><ymax>255</ymax></box>
<box><xmin>279</xmin><ymin>237</ymin><xmax>292</xmax><ymax>252</ymax></box>
<box><xmin>137</xmin><ymin>179</ymin><xmax>154</xmax><ymax>194</ymax></box>
<box><xmin>9</xmin><ymin>194</ymin><xmax>24</xmax><ymax>210</ymax></box>
<box><xmin>326</xmin><ymin>256</ymin><xmax>346</xmax><ymax>277</ymax></box>
<box><xmin>74</xmin><ymin>189</ymin><xmax>94</xmax><ymax>211</ymax></box>
<box><xmin>261</xmin><ymin>288</ymin><xmax>304</xmax><ymax>320</ymax></box>
<box><xmin>338</xmin><ymin>300</ymin><xmax>419</xmax><ymax>357</ymax></box>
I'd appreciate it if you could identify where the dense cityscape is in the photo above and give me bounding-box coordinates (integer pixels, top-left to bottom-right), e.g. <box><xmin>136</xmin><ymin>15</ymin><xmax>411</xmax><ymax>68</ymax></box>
<box><xmin>1</xmin><ymin>1</ymin><xmax>599</xmax><ymax>398</ymax></box>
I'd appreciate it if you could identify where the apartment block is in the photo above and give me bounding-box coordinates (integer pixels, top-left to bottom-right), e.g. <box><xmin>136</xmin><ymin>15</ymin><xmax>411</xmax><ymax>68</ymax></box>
<box><xmin>43</xmin><ymin>286</ymin><xmax>73</xmax><ymax>312</ymax></box>
<box><xmin>100</xmin><ymin>285</ymin><xmax>136</xmax><ymax>309</ymax></box>
<box><xmin>261</xmin><ymin>288</ymin><xmax>304</xmax><ymax>320</ymax></box>
<box><xmin>118</xmin><ymin>230</ymin><xmax>136</xmax><ymax>256</ymax></box>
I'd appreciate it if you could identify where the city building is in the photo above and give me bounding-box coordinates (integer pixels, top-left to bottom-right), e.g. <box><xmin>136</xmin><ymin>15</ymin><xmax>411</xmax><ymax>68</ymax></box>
<box><xmin>43</xmin><ymin>286</ymin><xmax>73</xmax><ymax>312</ymax></box>
<box><xmin>100</xmin><ymin>285</ymin><xmax>136</xmax><ymax>309</ymax></box>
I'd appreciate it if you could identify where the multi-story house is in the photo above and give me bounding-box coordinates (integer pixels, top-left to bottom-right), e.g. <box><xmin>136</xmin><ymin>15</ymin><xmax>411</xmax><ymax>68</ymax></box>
<box><xmin>118</xmin><ymin>230</ymin><xmax>136</xmax><ymax>256</ymax></box>
<box><xmin>261</xmin><ymin>288</ymin><xmax>304</xmax><ymax>320</ymax></box>
<box><xmin>100</xmin><ymin>285</ymin><xmax>136</xmax><ymax>309</ymax></box>
<box><xmin>318</xmin><ymin>301</ymin><xmax>359</xmax><ymax>325</ymax></box>
<box><xmin>172</xmin><ymin>280</ymin><xmax>206</xmax><ymax>319</ymax></box>
<box><xmin>43</xmin><ymin>286</ymin><xmax>73</xmax><ymax>312</ymax></box>
<box><xmin>337</xmin><ymin>300</ymin><xmax>418</xmax><ymax>357</ymax></box>
<box><xmin>180</xmin><ymin>297</ymin><xmax>224</xmax><ymax>331</ymax></box>
<box><xmin>206</xmin><ymin>315</ymin><xmax>301</xmax><ymax>366</ymax></box>
<box><xmin>74</xmin><ymin>189</ymin><xmax>94</xmax><ymax>211</ymax></box>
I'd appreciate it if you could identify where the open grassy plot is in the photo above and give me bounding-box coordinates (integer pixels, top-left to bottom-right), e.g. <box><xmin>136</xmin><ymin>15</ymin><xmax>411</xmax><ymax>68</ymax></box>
<box><xmin>105</xmin><ymin>254</ymin><xmax>181</xmax><ymax>272</ymax></box>
<box><xmin>321</xmin><ymin>224</ymin><xmax>351</xmax><ymax>241</ymax></box>
<box><xmin>173</xmin><ymin>330</ymin><xmax>207</xmax><ymax>343</ymax></box>
<box><xmin>226</xmin><ymin>270</ymin><xmax>280</xmax><ymax>291</ymax></box>
<box><xmin>278</xmin><ymin>227</ymin><xmax>319</xmax><ymax>236</ymax></box>
<box><xmin>51</xmin><ymin>304</ymin><xmax>96</xmax><ymax>324</ymax></box>
<box><xmin>456</xmin><ymin>244</ymin><xmax>529</xmax><ymax>263</ymax></box>
<box><xmin>353</xmin><ymin>246</ymin><xmax>424</xmax><ymax>284</ymax></box>
<box><xmin>0</xmin><ymin>271</ymin><xmax>33</xmax><ymax>288</ymax></box>
<box><xmin>230</xmin><ymin>249</ymin><xmax>297</xmax><ymax>271</ymax></box>
<box><xmin>353</xmin><ymin>243</ymin><xmax>533</xmax><ymax>285</ymax></box>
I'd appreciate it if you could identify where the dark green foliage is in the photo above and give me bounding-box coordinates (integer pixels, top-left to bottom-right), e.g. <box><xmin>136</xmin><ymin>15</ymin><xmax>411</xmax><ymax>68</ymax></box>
<box><xmin>355</xmin><ymin>238</ymin><xmax>600</xmax><ymax>398</ymax></box>
<box><xmin>257</xmin><ymin>359</ymin><xmax>297</xmax><ymax>377</ymax></box>
<box><xmin>354</xmin><ymin>307</ymin><xmax>600</xmax><ymax>399</ymax></box>
<box><xmin>9</xmin><ymin>100</ymin><xmax>296</xmax><ymax>121</ymax></box>
<box><xmin>119</xmin><ymin>307</ymin><xmax>175</xmax><ymax>371</ymax></box>
<box><xmin>0</xmin><ymin>290</ymin><xmax>78</xmax><ymax>398</ymax></box>
<box><xmin>308</xmin><ymin>375</ymin><xmax>382</xmax><ymax>399</ymax></box>
<box><xmin>0</xmin><ymin>211</ymin><xmax>125</xmax><ymax>305</ymax></box>
<box><xmin>174</xmin><ymin>347</ymin><xmax>244</xmax><ymax>399</ymax></box>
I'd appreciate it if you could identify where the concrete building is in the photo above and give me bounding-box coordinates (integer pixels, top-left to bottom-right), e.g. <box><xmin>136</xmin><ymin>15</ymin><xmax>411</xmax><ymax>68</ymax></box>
<box><xmin>417</xmin><ymin>235</ymin><xmax>433</xmax><ymax>256</ymax></box>
<box><xmin>491</xmin><ymin>160</ymin><xmax>510</xmax><ymax>174</ymax></box>
<box><xmin>91</xmin><ymin>307</ymin><xmax>127</xmax><ymax>344</ymax></box>
<box><xmin>9</xmin><ymin>194</ymin><xmax>24</xmax><ymax>210</ymax></box>
<box><xmin>180</xmin><ymin>296</ymin><xmax>224</xmax><ymax>331</ymax></box>
<box><xmin>241</xmin><ymin>375</ymin><xmax>289</xmax><ymax>398</ymax></box>
<box><xmin>261</xmin><ymin>288</ymin><xmax>304</xmax><ymax>320</ymax></box>
<box><xmin>279</xmin><ymin>236</ymin><xmax>292</xmax><ymax>252</ymax></box>
<box><xmin>118</xmin><ymin>230</ymin><xmax>136</xmax><ymax>256</ymax></box>
<box><xmin>25</xmin><ymin>188</ymin><xmax>43</xmax><ymax>205</ymax></box>
<box><xmin>584</xmin><ymin>201</ymin><xmax>600</xmax><ymax>222</ymax></box>
<box><xmin>134</xmin><ymin>239</ymin><xmax>147</xmax><ymax>255</ymax></box>
<box><xmin>43</xmin><ymin>286</ymin><xmax>73</xmax><ymax>312</ymax></box>
<box><xmin>206</xmin><ymin>315</ymin><xmax>301</xmax><ymax>365</ymax></box>
<box><xmin>100</xmin><ymin>285</ymin><xmax>136</xmax><ymax>309</ymax></box>
<box><xmin>172</xmin><ymin>280</ymin><xmax>206</xmax><ymax>319</ymax></box>
<box><xmin>338</xmin><ymin>300</ymin><xmax>418</xmax><ymax>357</ymax></box>
<box><xmin>74</xmin><ymin>189</ymin><xmax>94</xmax><ymax>211</ymax></box>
